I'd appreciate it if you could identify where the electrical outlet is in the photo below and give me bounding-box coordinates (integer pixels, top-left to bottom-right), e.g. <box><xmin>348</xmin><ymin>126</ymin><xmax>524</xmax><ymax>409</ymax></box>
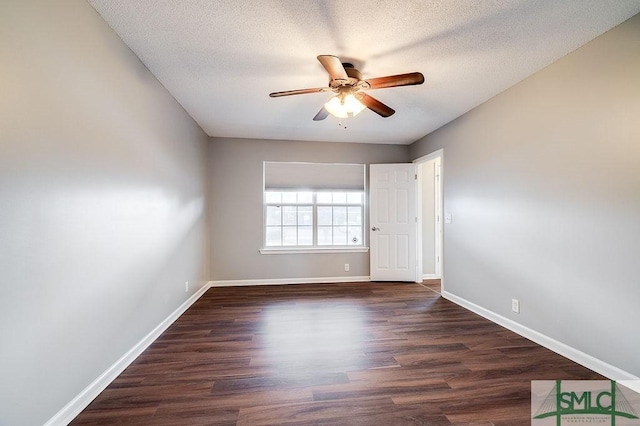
<box><xmin>511</xmin><ymin>298</ymin><xmax>520</xmax><ymax>314</ymax></box>
<box><xmin>344</xmin><ymin>263</ymin><xmax>350</xmax><ymax>272</ymax></box>
<box><xmin>185</xmin><ymin>281</ymin><xmax>189</xmax><ymax>292</ymax></box>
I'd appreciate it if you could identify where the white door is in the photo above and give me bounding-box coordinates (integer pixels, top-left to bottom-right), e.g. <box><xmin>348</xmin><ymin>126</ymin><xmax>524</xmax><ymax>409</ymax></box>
<box><xmin>370</xmin><ymin>164</ymin><xmax>417</xmax><ymax>282</ymax></box>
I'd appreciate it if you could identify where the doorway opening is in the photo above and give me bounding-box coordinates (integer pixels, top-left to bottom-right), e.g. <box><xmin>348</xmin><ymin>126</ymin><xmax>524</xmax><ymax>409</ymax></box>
<box><xmin>414</xmin><ymin>150</ymin><xmax>443</xmax><ymax>291</ymax></box>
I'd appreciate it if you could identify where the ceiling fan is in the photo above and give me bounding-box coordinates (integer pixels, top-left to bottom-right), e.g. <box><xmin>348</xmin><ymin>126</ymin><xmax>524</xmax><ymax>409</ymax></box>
<box><xmin>269</xmin><ymin>55</ymin><xmax>424</xmax><ymax>121</ymax></box>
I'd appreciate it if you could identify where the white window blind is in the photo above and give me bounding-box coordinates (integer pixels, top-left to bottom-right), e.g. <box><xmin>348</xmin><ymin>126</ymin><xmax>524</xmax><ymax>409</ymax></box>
<box><xmin>264</xmin><ymin>162</ymin><xmax>365</xmax><ymax>190</ymax></box>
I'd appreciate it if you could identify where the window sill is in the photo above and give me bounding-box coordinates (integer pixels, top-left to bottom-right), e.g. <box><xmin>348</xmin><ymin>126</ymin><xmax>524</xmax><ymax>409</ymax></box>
<box><xmin>259</xmin><ymin>247</ymin><xmax>369</xmax><ymax>255</ymax></box>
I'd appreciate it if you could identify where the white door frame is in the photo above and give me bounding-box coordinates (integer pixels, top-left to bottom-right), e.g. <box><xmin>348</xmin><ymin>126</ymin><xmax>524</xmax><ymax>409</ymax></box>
<box><xmin>413</xmin><ymin>149</ymin><xmax>444</xmax><ymax>286</ymax></box>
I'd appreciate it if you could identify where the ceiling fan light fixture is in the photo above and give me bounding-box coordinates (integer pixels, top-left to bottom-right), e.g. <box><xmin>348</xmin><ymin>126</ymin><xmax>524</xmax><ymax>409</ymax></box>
<box><xmin>324</xmin><ymin>93</ymin><xmax>366</xmax><ymax>118</ymax></box>
<box><xmin>270</xmin><ymin>55</ymin><xmax>423</xmax><ymax>120</ymax></box>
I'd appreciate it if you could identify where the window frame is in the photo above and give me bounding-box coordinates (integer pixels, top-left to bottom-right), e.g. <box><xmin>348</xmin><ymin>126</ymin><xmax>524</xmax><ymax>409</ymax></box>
<box><xmin>265</xmin><ymin>197</ymin><xmax>315</xmax><ymax>248</ymax></box>
<box><xmin>261</xmin><ymin>189</ymin><xmax>369</xmax><ymax>255</ymax></box>
<box><xmin>315</xmin><ymin>192</ymin><xmax>365</xmax><ymax>247</ymax></box>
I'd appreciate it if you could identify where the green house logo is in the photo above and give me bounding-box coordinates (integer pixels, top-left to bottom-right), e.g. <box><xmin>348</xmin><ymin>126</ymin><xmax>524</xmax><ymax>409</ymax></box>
<box><xmin>532</xmin><ymin>380</ymin><xmax>639</xmax><ymax>425</ymax></box>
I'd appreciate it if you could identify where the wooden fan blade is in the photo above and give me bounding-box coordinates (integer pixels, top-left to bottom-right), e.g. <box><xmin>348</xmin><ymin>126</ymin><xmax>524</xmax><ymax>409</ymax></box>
<box><xmin>317</xmin><ymin>55</ymin><xmax>348</xmax><ymax>81</ymax></box>
<box><xmin>364</xmin><ymin>72</ymin><xmax>424</xmax><ymax>90</ymax></box>
<box><xmin>269</xmin><ymin>87</ymin><xmax>329</xmax><ymax>97</ymax></box>
<box><xmin>357</xmin><ymin>93</ymin><xmax>395</xmax><ymax>117</ymax></box>
<box><xmin>313</xmin><ymin>106</ymin><xmax>329</xmax><ymax>121</ymax></box>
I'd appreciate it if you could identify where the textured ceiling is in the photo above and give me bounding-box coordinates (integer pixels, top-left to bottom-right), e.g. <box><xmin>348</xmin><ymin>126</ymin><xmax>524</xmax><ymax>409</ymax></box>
<box><xmin>88</xmin><ymin>1</ymin><xmax>640</xmax><ymax>145</ymax></box>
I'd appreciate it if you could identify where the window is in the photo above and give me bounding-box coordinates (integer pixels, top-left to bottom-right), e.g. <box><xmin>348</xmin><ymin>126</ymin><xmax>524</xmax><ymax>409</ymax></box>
<box><xmin>265</xmin><ymin>191</ymin><xmax>314</xmax><ymax>247</ymax></box>
<box><xmin>265</xmin><ymin>190</ymin><xmax>364</xmax><ymax>247</ymax></box>
<box><xmin>317</xmin><ymin>192</ymin><xmax>363</xmax><ymax>246</ymax></box>
<box><xmin>263</xmin><ymin>162</ymin><xmax>366</xmax><ymax>251</ymax></box>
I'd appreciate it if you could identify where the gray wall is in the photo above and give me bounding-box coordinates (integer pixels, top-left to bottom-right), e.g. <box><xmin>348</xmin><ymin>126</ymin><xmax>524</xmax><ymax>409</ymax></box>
<box><xmin>0</xmin><ymin>1</ymin><xmax>210</xmax><ymax>425</ymax></box>
<box><xmin>410</xmin><ymin>14</ymin><xmax>640</xmax><ymax>376</ymax></box>
<box><xmin>209</xmin><ymin>137</ymin><xmax>408</xmax><ymax>280</ymax></box>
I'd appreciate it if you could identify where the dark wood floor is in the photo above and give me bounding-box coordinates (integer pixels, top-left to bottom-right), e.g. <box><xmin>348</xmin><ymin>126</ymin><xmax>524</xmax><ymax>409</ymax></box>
<box><xmin>72</xmin><ymin>282</ymin><xmax>602</xmax><ymax>425</ymax></box>
<box><xmin>421</xmin><ymin>278</ymin><xmax>441</xmax><ymax>294</ymax></box>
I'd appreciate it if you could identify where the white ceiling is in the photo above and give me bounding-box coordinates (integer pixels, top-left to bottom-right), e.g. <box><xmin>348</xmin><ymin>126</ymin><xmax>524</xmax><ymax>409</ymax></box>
<box><xmin>88</xmin><ymin>1</ymin><xmax>640</xmax><ymax>145</ymax></box>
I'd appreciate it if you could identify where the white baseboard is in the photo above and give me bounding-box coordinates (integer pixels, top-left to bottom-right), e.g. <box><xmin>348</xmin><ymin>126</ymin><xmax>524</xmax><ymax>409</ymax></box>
<box><xmin>209</xmin><ymin>276</ymin><xmax>371</xmax><ymax>287</ymax></box>
<box><xmin>441</xmin><ymin>290</ymin><xmax>639</xmax><ymax>382</ymax></box>
<box><xmin>422</xmin><ymin>274</ymin><xmax>440</xmax><ymax>280</ymax></box>
<box><xmin>45</xmin><ymin>283</ymin><xmax>212</xmax><ymax>426</ymax></box>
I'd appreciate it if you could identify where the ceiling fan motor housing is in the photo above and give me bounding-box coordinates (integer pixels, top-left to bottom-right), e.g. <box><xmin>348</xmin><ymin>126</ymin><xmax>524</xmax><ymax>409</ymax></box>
<box><xmin>329</xmin><ymin>63</ymin><xmax>363</xmax><ymax>90</ymax></box>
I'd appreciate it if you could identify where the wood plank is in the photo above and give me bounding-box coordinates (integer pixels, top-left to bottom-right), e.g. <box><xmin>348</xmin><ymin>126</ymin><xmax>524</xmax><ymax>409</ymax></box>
<box><xmin>71</xmin><ymin>281</ymin><xmax>604</xmax><ymax>425</ymax></box>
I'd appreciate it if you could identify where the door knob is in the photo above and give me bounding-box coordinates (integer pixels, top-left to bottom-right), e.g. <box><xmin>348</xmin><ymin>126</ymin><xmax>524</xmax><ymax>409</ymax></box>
<box><xmin>371</xmin><ymin>226</ymin><xmax>379</xmax><ymax>231</ymax></box>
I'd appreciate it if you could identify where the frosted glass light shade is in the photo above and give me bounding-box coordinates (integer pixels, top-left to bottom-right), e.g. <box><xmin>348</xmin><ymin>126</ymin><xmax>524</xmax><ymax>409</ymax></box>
<box><xmin>324</xmin><ymin>94</ymin><xmax>366</xmax><ymax>118</ymax></box>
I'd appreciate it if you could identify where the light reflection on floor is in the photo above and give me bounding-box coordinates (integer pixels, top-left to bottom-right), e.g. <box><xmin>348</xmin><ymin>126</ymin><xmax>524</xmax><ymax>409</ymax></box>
<box><xmin>260</xmin><ymin>302</ymin><xmax>367</xmax><ymax>373</ymax></box>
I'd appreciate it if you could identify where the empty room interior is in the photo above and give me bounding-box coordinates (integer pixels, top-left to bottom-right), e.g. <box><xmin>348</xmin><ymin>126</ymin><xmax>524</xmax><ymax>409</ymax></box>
<box><xmin>2</xmin><ymin>1</ymin><xmax>640</xmax><ymax>425</ymax></box>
